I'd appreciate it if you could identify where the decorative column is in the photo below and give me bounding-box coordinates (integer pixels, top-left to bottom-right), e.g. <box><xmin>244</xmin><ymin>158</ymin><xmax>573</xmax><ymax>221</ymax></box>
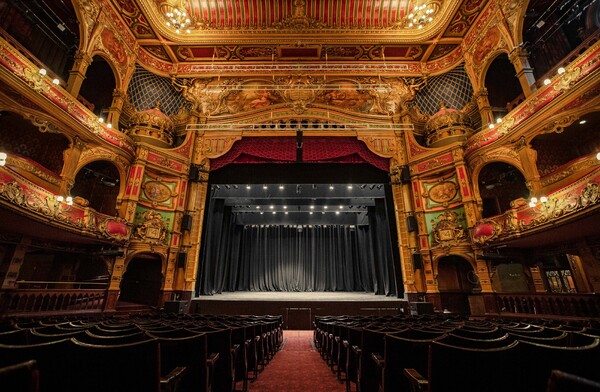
<box><xmin>0</xmin><ymin>238</ymin><xmax>30</xmax><ymax>289</ymax></box>
<box><xmin>509</xmin><ymin>47</ymin><xmax>536</xmax><ymax>97</ymax></box>
<box><xmin>473</xmin><ymin>88</ymin><xmax>494</xmax><ymax>127</ymax></box>
<box><xmin>107</xmin><ymin>89</ymin><xmax>126</xmax><ymax>129</ymax></box>
<box><xmin>179</xmin><ymin>131</ymin><xmax>210</xmax><ymax>300</ymax></box>
<box><xmin>514</xmin><ymin>137</ymin><xmax>542</xmax><ymax>196</ymax></box>
<box><xmin>66</xmin><ymin>50</ymin><xmax>93</xmax><ymax>98</ymax></box>
<box><xmin>59</xmin><ymin>137</ymin><xmax>85</xmax><ymax>195</ymax></box>
<box><xmin>104</xmin><ymin>253</ymin><xmax>126</xmax><ymax>311</ymax></box>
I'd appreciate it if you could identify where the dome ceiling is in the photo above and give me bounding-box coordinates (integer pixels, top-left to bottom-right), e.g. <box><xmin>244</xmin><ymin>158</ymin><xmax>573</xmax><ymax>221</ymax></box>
<box><xmin>109</xmin><ymin>0</ymin><xmax>489</xmax><ymax>72</ymax></box>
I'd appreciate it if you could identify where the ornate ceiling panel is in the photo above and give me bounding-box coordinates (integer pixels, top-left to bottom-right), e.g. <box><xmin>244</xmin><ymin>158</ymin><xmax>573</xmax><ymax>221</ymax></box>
<box><xmin>105</xmin><ymin>0</ymin><xmax>490</xmax><ymax>74</ymax></box>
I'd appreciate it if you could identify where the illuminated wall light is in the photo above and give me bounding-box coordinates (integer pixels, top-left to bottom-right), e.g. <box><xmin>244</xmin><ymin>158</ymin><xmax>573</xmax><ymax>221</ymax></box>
<box><xmin>329</xmin><ymin>185</ymin><xmax>334</xmax><ymax>190</ymax></box>
<box><xmin>255</xmin><ymin>206</ymin><xmax>260</xmax><ymax>209</ymax></box>
<box><xmin>324</xmin><ymin>206</ymin><xmax>328</xmax><ymax>209</ymax></box>
<box><xmin>540</xmin><ymin>196</ymin><xmax>548</xmax><ymax>203</ymax></box>
<box><xmin>309</xmin><ymin>211</ymin><xmax>313</xmax><ymax>215</ymax></box>
<box><xmin>272</xmin><ymin>211</ymin><xmax>276</xmax><ymax>215</ymax></box>
<box><xmin>283</xmin><ymin>205</ymin><xmax>287</xmax><ymax>209</ymax></box>
<box><xmin>579</xmin><ymin>120</ymin><xmax>586</xmax><ymax>125</ymax></box>
<box><xmin>246</xmin><ymin>185</ymin><xmax>251</xmax><ymax>189</ymax></box>
<box><xmin>347</xmin><ymin>185</ymin><xmax>353</xmax><ymax>189</ymax></box>
<box><xmin>543</xmin><ymin>79</ymin><xmax>551</xmax><ymax>86</ymax></box>
<box><xmin>107</xmin><ymin>124</ymin><xmax>112</xmax><ymax>129</ymax></box>
<box><xmin>285</xmin><ymin>211</ymin><xmax>288</xmax><ymax>215</ymax></box>
<box><xmin>270</xmin><ymin>205</ymin><xmax>274</xmax><ymax>209</ymax></box>
<box><xmin>39</xmin><ymin>68</ymin><xmax>47</xmax><ymax>76</ymax></box>
<box><xmin>310</xmin><ymin>205</ymin><xmax>315</xmax><ymax>209</ymax></box>
<box><xmin>596</xmin><ymin>152</ymin><xmax>600</xmax><ymax>161</ymax></box>
<box><xmin>557</xmin><ymin>67</ymin><xmax>565</xmax><ymax>75</ymax></box>
<box><xmin>98</xmin><ymin>117</ymin><xmax>104</xmax><ymax>123</ymax></box>
<box><xmin>263</xmin><ymin>185</ymin><xmax>268</xmax><ymax>189</ymax></box>
<box><xmin>66</xmin><ymin>196</ymin><xmax>73</xmax><ymax>206</ymax></box>
<box><xmin>56</xmin><ymin>195</ymin><xmax>64</xmax><ymax>202</ymax></box>
<box><xmin>339</xmin><ymin>205</ymin><xmax>344</xmax><ymax>209</ymax></box>
<box><xmin>488</xmin><ymin>123</ymin><xmax>495</xmax><ymax>129</ymax></box>
<box><xmin>279</xmin><ymin>185</ymin><xmax>284</xmax><ymax>190</ymax></box>
<box><xmin>335</xmin><ymin>211</ymin><xmax>340</xmax><ymax>215</ymax></box>
<box><xmin>496</xmin><ymin>118</ymin><xmax>502</xmax><ymax>124</ymax></box>
<box><xmin>0</xmin><ymin>152</ymin><xmax>7</xmax><ymax>166</ymax></box>
<box><xmin>52</xmin><ymin>78</ymin><xmax>60</xmax><ymax>85</ymax></box>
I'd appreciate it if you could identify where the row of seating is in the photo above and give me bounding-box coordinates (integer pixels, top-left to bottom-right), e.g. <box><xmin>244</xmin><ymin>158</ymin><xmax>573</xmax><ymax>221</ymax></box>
<box><xmin>313</xmin><ymin>314</ymin><xmax>600</xmax><ymax>392</ymax></box>
<box><xmin>0</xmin><ymin>313</ymin><xmax>283</xmax><ymax>392</ymax></box>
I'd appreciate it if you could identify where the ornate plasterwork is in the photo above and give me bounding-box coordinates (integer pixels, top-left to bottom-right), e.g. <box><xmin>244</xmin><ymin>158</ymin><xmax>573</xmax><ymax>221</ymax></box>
<box><xmin>272</xmin><ymin>0</ymin><xmax>326</xmax><ymax>30</ymax></box>
<box><xmin>171</xmin><ymin>75</ymin><xmax>427</xmax><ymax>117</ymax></box>
<box><xmin>472</xmin><ymin>171</ymin><xmax>600</xmax><ymax>245</ymax></box>
<box><xmin>134</xmin><ymin>209</ymin><xmax>168</xmax><ymax>244</ymax></box>
<box><xmin>430</xmin><ymin>210</ymin><xmax>468</xmax><ymax>250</ymax></box>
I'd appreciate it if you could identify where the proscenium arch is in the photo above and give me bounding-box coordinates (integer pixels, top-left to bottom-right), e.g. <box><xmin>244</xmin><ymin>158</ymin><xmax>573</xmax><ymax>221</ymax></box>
<box><xmin>198</xmin><ymin>109</ymin><xmax>402</xmax><ymax>163</ymax></box>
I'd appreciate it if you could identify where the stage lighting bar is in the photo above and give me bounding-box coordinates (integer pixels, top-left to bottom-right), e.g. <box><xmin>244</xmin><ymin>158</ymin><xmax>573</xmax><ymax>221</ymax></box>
<box><xmin>187</xmin><ymin>123</ymin><xmax>414</xmax><ymax>132</ymax></box>
<box><xmin>203</xmin><ymin>83</ymin><xmax>399</xmax><ymax>92</ymax></box>
<box><xmin>182</xmin><ymin>62</ymin><xmax>410</xmax><ymax>75</ymax></box>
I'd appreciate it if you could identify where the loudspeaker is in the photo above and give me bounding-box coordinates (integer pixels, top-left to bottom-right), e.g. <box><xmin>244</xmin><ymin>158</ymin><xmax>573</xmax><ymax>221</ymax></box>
<box><xmin>181</xmin><ymin>214</ymin><xmax>193</xmax><ymax>231</ymax></box>
<box><xmin>188</xmin><ymin>166</ymin><xmax>199</xmax><ymax>182</ymax></box>
<box><xmin>407</xmin><ymin>215</ymin><xmax>418</xmax><ymax>232</ymax></box>
<box><xmin>400</xmin><ymin>166</ymin><xmax>411</xmax><ymax>184</ymax></box>
<box><xmin>177</xmin><ymin>253</ymin><xmax>187</xmax><ymax>268</ymax></box>
<box><xmin>412</xmin><ymin>253</ymin><xmax>423</xmax><ymax>270</ymax></box>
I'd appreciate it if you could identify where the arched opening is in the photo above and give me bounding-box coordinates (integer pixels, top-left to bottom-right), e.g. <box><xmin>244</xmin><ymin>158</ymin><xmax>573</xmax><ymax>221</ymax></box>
<box><xmin>484</xmin><ymin>54</ymin><xmax>524</xmax><ymax>119</ymax></box>
<box><xmin>0</xmin><ymin>111</ymin><xmax>69</xmax><ymax>174</ymax></box>
<box><xmin>478</xmin><ymin>162</ymin><xmax>529</xmax><ymax>218</ymax></box>
<box><xmin>71</xmin><ymin>161</ymin><xmax>121</xmax><ymax>215</ymax></box>
<box><xmin>120</xmin><ymin>255</ymin><xmax>163</xmax><ymax>307</ymax></box>
<box><xmin>531</xmin><ymin>111</ymin><xmax>600</xmax><ymax>177</ymax></box>
<box><xmin>436</xmin><ymin>255</ymin><xmax>480</xmax><ymax>314</ymax></box>
<box><xmin>78</xmin><ymin>56</ymin><xmax>116</xmax><ymax>116</ymax></box>
<box><xmin>0</xmin><ymin>0</ymin><xmax>79</xmax><ymax>80</ymax></box>
<box><xmin>18</xmin><ymin>248</ymin><xmax>109</xmax><ymax>289</ymax></box>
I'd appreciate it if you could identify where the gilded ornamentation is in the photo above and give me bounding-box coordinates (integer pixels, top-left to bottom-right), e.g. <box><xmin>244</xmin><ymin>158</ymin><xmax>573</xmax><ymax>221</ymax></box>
<box><xmin>277</xmin><ymin>75</ymin><xmax>323</xmax><ymax>114</ymax></box>
<box><xmin>539</xmin><ymin>115</ymin><xmax>578</xmax><ymax>135</ymax></box>
<box><xmin>366</xmin><ymin>77</ymin><xmax>428</xmax><ymax>115</ymax></box>
<box><xmin>272</xmin><ymin>0</ymin><xmax>325</xmax><ymax>30</ymax></box>
<box><xmin>142</xmin><ymin>181</ymin><xmax>172</xmax><ymax>204</ymax></box>
<box><xmin>554</xmin><ymin>67</ymin><xmax>582</xmax><ymax>91</ymax></box>
<box><xmin>541</xmin><ymin>156</ymin><xmax>600</xmax><ymax>187</ymax></box>
<box><xmin>424</xmin><ymin>102</ymin><xmax>473</xmax><ymax>147</ymax></box>
<box><xmin>28</xmin><ymin>116</ymin><xmax>61</xmax><ymax>134</ymax></box>
<box><xmin>431</xmin><ymin>210</ymin><xmax>468</xmax><ymax>249</ymax></box>
<box><xmin>100</xmin><ymin>28</ymin><xmax>127</xmax><ymax>67</ymax></box>
<box><xmin>428</xmin><ymin>181</ymin><xmax>459</xmax><ymax>204</ymax></box>
<box><xmin>472</xmin><ymin>174</ymin><xmax>600</xmax><ymax>245</ymax></box>
<box><xmin>134</xmin><ymin>209</ymin><xmax>168</xmax><ymax>244</ymax></box>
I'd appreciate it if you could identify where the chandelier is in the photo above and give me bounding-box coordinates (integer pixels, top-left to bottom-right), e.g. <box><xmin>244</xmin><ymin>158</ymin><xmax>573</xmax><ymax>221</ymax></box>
<box><xmin>165</xmin><ymin>6</ymin><xmax>191</xmax><ymax>34</ymax></box>
<box><xmin>406</xmin><ymin>1</ymin><xmax>438</xmax><ymax>29</ymax></box>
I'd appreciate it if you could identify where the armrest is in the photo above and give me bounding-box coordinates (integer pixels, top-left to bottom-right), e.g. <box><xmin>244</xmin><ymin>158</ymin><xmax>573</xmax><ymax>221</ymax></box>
<box><xmin>245</xmin><ymin>339</ymin><xmax>252</xmax><ymax>348</ymax></box>
<box><xmin>160</xmin><ymin>366</ymin><xmax>186</xmax><ymax>392</ymax></box>
<box><xmin>342</xmin><ymin>339</ymin><xmax>349</xmax><ymax>348</ymax></box>
<box><xmin>231</xmin><ymin>344</ymin><xmax>240</xmax><ymax>356</ymax></box>
<box><xmin>206</xmin><ymin>352</ymin><xmax>220</xmax><ymax>367</ymax></box>
<box><xmin>351</xmin><ymin>345</ymin><xmax>362</xmax><ymax>356</ymax></box>
<box><xmin>404</xmin><ymin>368</ymin><xmax>428</xmax><ymax>392</ymax></box>
<box><xmin>371</xmin><ymin>353</ymin><xmax>384</xmax><ymax>368</ymax></box>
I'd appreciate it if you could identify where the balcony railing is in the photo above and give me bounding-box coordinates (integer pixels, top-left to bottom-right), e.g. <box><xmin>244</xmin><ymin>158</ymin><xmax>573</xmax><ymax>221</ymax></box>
<box><xmin>0</xmin><ymin>287</ymin><xmax>107</xmax><ymax>316</ymax></box>
<box><xmin>489</xmin><ymin>292</ymin><xmax>600</xmax><ymax>318</ymax></box>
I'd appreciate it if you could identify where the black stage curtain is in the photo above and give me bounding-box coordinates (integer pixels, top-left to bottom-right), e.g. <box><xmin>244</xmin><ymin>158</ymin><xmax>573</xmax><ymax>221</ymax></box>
<box><xmin>199</xmin><ymin>201</ymin><xmax>397</xmax><ymax>296</ymax></box>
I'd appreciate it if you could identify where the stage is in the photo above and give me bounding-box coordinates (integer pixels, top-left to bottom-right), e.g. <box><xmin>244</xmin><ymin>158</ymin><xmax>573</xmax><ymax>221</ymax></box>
<box><xmin>191</xmin><ymin>291</ymin><xmax>408</xmax><ymax>329</ymax></box>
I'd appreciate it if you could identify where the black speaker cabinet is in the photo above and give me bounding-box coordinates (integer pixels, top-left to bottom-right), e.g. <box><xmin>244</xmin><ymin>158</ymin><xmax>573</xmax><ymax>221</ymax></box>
<box><xmin>407</xmin><ymin>215</ymin><xmax>418</xmax><ymax>232</ymax></box>
<box><xmin>400</xmin><ymin>166</ymin><xmax>411</xmax><ymax>183</ymax></box>
<box><xmin>412</xmin><ymin>253</ymin><xmax>423</xmax><ymax>270</ymax></box>
<box><xmin>177</xmin><ymin>253</ymin><xmax>187</xmax><ymax>268</ymax></box>
<box><xmin>181</xmin><ymin>214</ymin><xmax>193</xmax><ymax>231</ymax></box>
<box><xmin>188</xmin><ymin>166</ymin><xmax>199</xmax><ymax>182</ymax></box>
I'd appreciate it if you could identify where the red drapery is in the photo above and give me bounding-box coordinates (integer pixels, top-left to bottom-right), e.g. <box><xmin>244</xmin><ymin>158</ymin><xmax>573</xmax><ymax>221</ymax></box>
<box><xmin>210</xmin><ymin>137</ymin><xmax>389</xmax><ymax>171</ymax></box>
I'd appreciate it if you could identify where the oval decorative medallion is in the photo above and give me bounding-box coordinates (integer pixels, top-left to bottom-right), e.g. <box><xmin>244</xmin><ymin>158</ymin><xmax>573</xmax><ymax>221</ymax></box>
<box><xmin>429</xmin><ymin>181</ymin><xmax>457</xmax><ymax>203</ymax></box>
<box><xmin>143</xmin><ymin>181</ymin><xmax>171</xmax><ymax>203</ymax></box>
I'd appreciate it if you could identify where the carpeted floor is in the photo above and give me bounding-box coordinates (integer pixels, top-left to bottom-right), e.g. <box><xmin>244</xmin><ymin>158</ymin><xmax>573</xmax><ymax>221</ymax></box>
<box><xmin>246</xmin><ymin>330</ymin><xmax>346</xmax><ymax>392</ymax></box>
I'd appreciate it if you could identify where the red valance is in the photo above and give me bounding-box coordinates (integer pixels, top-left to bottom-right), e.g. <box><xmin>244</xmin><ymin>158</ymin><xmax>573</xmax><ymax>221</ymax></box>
<box><xmin>210</xmin><ymin>137</ymin><xmax>389</xmax><ymax>171</ymax></box>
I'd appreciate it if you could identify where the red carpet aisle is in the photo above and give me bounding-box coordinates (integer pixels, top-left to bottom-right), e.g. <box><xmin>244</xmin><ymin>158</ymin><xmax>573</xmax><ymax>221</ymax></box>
<box><xmin>247</xmin><ymin>330</ymin><xmax>346</xmax><ymax>392</ymax></box>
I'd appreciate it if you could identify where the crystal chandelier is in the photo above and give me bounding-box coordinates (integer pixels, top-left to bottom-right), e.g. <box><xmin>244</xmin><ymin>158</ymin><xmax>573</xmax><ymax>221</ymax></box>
<box><xmin>406</xmin><ymin>1</ymin><xmax>438</xmax><ymax>29</ymax></box>
<box><xmin>165</xmin><ymin>6</ymin><xmax>191</xmax><ymax>34</ymax></box>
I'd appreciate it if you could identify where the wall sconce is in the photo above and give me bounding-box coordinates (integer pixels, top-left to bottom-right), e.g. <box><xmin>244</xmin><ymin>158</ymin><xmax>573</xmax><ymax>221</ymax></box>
<box><xmin>56</xmin><ymin>195</ymin><xmax>73</xmax><ymax>206</ymax></box>
<box><xmin>529</xmin><ymin>196</ymin><xmax>548</xmax><ymax>208</ymax></box>
<box><xmin>0</xmin><ymin>152</ymin><xmax>7</xmax><ymax>166</ymax></box>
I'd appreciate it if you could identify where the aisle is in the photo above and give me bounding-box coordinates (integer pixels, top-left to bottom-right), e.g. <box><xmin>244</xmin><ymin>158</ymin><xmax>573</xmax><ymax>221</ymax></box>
<box><xmin>247</xmin><ymin>330</ymin><xmax>347</xmax><ymax>392</ymax></box>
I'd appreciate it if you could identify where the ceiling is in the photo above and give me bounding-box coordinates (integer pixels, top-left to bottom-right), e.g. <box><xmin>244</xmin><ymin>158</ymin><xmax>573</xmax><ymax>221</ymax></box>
<box><xmin>110</xmin><ymin>0</ymin><xmax>489</xmax><ymax>68</ymax></box>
